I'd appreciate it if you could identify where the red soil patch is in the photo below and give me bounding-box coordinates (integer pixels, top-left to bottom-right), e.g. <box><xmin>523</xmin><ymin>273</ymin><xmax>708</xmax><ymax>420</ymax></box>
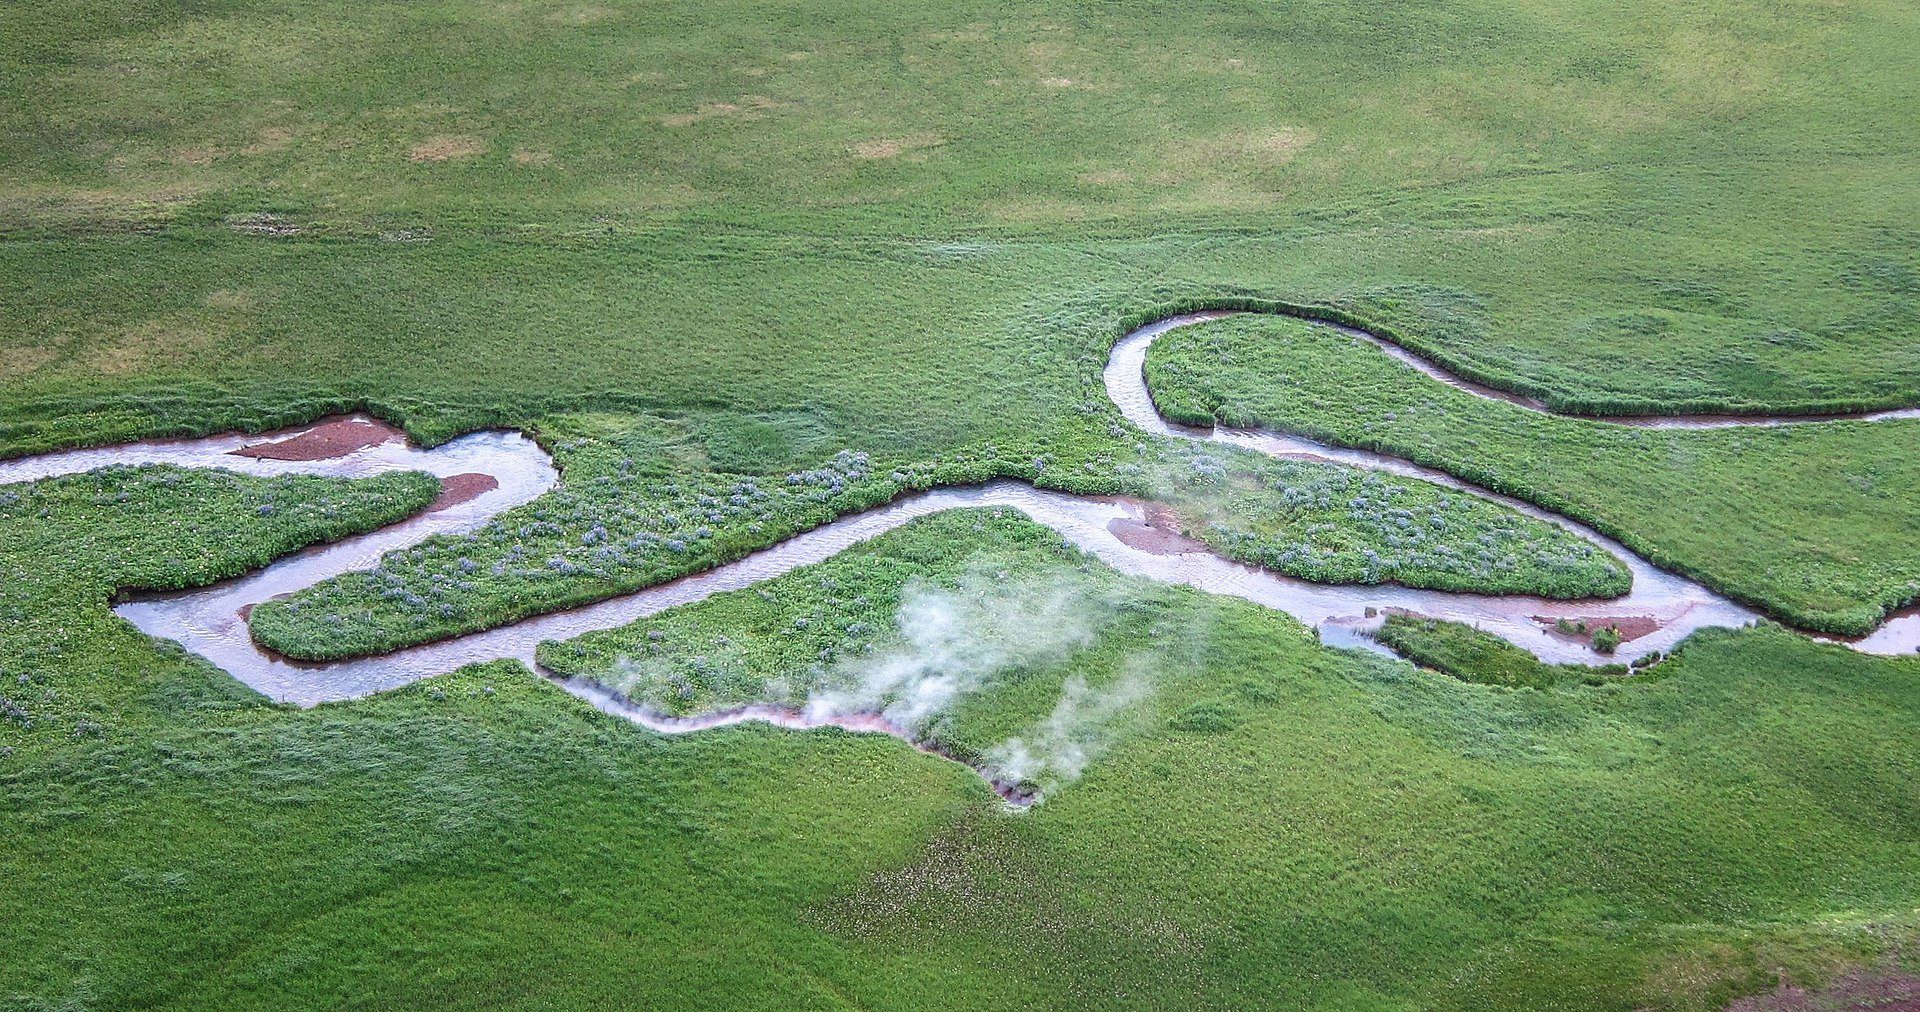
<box><xmin>1532</xmin><ymin>613</ymin><xmax>1661</xmax><ymax>643</ymax></box>
<box><xmin>1727</xmin><ymin>970</ymin><xmax>1920</xmax><ymax>1011</ymax></box>
<box><xmin>1108</xmin><ymin>500</ymin><xmax>1209</xmax><ymax>556</ymax></box>
<box><xmin>428</xmin><ymin>472</ymin><xmax>498</xmax><ymax>512</ymax></box>
<box><xmin>231</xmin><ymin>417</ymin><xmax>404</xmax><ymax>462</ymax></box>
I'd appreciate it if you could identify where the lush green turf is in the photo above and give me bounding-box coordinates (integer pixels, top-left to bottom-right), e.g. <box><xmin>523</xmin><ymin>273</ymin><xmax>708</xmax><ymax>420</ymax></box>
<box><xmin>1146</xmin><ymin>312</ymin><xmax>1920</xmax><ymax>635</ymax></box>
<box><xmin>536</xmin><ymin>506</ymin><xmax>1158</xmax><ymax>780</ymax></box>
<box><xmin>6</xmin><ymin>0</ymin><xmax>1920</xmax><ymax>1006</ymax></box>
<box><xmin>8</xmin><ymin>482</ymin><xmax>1920</xmax><ymax>1010</ymax></box>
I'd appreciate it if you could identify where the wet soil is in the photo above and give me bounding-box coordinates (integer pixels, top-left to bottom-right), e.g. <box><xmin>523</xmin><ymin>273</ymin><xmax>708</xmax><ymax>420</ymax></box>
<box><xmin>231</xmin><ymin>417</ymin><xmax>404</xmax><ymax>461</ymax></box>
<box><xmin>428</xmin><ymin>473</ymin><xmax>500</xmax><ymax>512</ymax></box>
<box><xmin>1532</xmin><ymin>613</ymin><xmax>1662</xmax><ymax>644</ymax></box>
<box><xmin>1107</xmin><ymin>499</ymin><xmax>1209</xmax><ymax>556</ymax></box>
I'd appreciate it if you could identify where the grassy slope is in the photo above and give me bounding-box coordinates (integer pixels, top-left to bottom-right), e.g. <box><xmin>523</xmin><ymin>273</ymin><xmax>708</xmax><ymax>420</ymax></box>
<box><xmin>1144</xmin><ymin>313</ymin><xmax>1920</xmax><ymax>633</ymax></box>
<box><xmin>7</xmin><ymin>494</ymin><xmax>1920</xmax><ymax>1010</ymax></box>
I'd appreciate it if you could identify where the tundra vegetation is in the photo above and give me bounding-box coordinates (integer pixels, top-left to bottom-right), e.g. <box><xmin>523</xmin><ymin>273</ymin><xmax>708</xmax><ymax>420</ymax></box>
<box><xmin>4</xmin><ymin>0</ymin><xmax>1920</xmax><ymax>1008</ymax></box>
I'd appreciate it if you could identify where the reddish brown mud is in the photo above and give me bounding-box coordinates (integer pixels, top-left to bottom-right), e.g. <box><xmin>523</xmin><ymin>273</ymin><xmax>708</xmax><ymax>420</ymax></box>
<box><xmin>231</xmin><ymin>417</ymin><xmax>404</xmax><ymax>461</ymax></box>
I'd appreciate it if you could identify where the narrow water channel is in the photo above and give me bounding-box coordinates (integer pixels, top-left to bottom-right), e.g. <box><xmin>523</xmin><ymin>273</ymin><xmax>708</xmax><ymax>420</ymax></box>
<box><xmin>4</xmin><ymin>311</ymin><xmax>1915</xmax><ymax>798</ymax></box>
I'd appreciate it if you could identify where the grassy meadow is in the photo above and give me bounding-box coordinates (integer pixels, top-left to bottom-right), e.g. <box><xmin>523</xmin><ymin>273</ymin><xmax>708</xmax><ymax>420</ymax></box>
<box><xmin>4</xmin><ymin>0</ymin><xmax>1920</xmax><ymax>1008</ymax></box>
<box><xmin>1145</xmin><ymin>313</ymin><xmax>1920</xmax><ymax>634</ymax></box>
<box><xmin>6</xmin><ymin>486</ymin><xmax>1920</xmax><ymax>1009</ymax></box>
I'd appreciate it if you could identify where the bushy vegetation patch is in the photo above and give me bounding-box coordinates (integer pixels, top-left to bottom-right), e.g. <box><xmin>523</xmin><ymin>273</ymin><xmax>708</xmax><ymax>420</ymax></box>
<box><xmin>251</xmin><ymin>408</ymin><xmax>1625</xmax><ymax>660</ymax></box>
<box><xmin>1147</xmin><ymin>313</ymin><xmax>1920</xmax><ymax>634</ymax></box>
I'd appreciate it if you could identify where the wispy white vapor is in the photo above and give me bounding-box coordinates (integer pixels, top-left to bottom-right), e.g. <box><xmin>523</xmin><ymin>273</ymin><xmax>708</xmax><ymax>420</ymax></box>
<box><xmin>983</xmin><ymin>662</ymin><xmax>1155</xmax><ymax>793</ymax></box>
<box><xmin>798</xmin><ymin>562</ymin><xmax>1161</xmax><ymax>800</ymax></box>
<box><xmin>804</xmin><ymin>565</ymin><xmax>1116</xmax><ymax>731</ymax></box>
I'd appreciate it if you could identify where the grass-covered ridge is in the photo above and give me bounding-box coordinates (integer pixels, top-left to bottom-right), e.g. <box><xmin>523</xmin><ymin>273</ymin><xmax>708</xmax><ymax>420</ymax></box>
<box><xmin>10</xmin><ymin>478</ymin><xmax>1920</xmax><ymax>1008</ymax></box>
<box><xmin>1145</xmin><ymin>312</ymin><xmax>1920</xmax><ymax>635</ymax></box>
<box><xmin>248</xmin><ymin>409</ymin><xmax>1625</xmax><ymax>660</ymax></box>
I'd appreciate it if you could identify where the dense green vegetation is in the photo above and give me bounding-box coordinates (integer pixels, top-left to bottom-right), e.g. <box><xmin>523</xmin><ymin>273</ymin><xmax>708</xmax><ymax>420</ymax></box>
<box><xmin>1146</xmin><ymin>312</ymin><xmax>1920</xmax><ymax>634</ymax></box>
<box><xmin>0</xmin><ymin>465</ymin><xmax>439</xmax><ymax>726</ymax></box>
<box><xmin>6</xmin><ymin>0</ymin><xmax>1920</xmax><ymax>1006</ymax></box>
<box><xmin>249</xmin><ymin>409</ymin><xmax>1623</xmax><ymax>660</ymax></box>
<box><xmin>10</xmin><ymin>483</ymin><xmax>1920</xmax><ymax>1009</ymax></box>
<box><xmin>1370</xmin><ymin>614</ymin><xmax>1631</xmax><ymax>690</ymax></box>
<box><xmin>536</xmin><ymin>508</ymin><xmax>1147</xmax><ymax>758</ymax></box>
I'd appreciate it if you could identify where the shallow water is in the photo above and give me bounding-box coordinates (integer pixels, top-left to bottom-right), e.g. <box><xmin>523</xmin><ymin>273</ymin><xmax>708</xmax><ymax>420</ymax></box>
<box><xmin>2</xmin><ymin>313</ymin><xmax>1915</xmax><ymax>794</ymax></box>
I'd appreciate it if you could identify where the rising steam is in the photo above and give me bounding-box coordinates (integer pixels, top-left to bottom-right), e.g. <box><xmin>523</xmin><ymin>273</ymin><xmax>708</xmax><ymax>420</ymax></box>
<box><xmin>803</xmin><ymin>563</ymin><xmax>1158</xmax><ymax>797</ymax></box>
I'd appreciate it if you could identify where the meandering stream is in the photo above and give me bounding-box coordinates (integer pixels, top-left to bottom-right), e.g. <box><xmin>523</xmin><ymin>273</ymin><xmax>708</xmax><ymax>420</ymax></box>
<box><xmin>3</xmin><ymin>312</ymin><xmax>1916</xmax><ymax>797</ymax></box>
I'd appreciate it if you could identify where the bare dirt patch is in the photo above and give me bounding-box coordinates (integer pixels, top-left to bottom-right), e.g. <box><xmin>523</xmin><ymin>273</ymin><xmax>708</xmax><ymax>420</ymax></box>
<box><xmin>1533</xmin><ymin>613</ymin><xmax>1661</xmax><ymax>644</ymax></box>
<box><xmin>408</xmin><ymin>134</ymin><xmax>487</xmax><ymax>162</ymax></box>
<box><xmin>659</xmin><ymin>96</ymin><xmax>782</xmax><ymax>128</ymax></box>
<box><xmin>428</xmin><ymin>473</ymin><xmax>500</xmax><ymax>512</ymax></box>
<box><xmin>511</xmin><ymin>148</ymin><xmax>554</xmax><ymax>166</ymax></box>
<box><xmin>231</xmin><ymin>417</ymin><xmax>405</xmax><ymax>462</ymax></box>
<box><xmin>850</xmin><ymin>134</ymin><xmax>943</xmax><ymax>160</ymax></box>
<box><xmin>1108</xmin><ymin>500</ymin><xmax>1209</xmax><ymax>556</ymax></box>
<box><xmin>1728</xmin><ymin>969</ymin><xmax>1920</xmax><ymax>1011</ymax></box>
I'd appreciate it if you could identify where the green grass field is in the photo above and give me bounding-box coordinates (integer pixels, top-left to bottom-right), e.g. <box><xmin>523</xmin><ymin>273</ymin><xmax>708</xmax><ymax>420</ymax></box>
<box><xmin>5</xmin><ymin>0</ymin><xmax>1920</xmax><ymax>1008</ymax></box>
